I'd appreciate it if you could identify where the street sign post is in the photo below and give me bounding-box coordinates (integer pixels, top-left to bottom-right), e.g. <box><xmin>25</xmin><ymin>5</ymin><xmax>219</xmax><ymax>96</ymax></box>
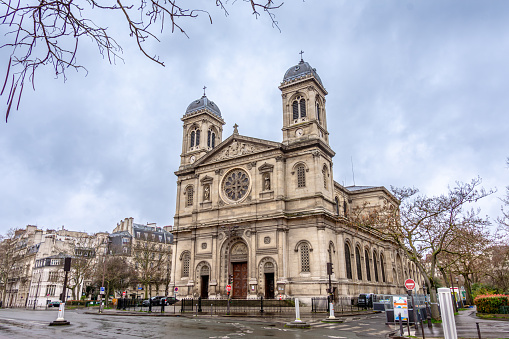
<box><xmin>404</xmin><ymin>279</ymin><xmax>416</xmax><ymax>290</ymax></box>
<box><xmin>226</xmin><ymin>285</ymin><xmax>231</xmax><ymax>315</ymax></box>
<box><xmin>100</xmin><ymin>286</ymin><xmax>105</xmax><ymax>295</ymax></box>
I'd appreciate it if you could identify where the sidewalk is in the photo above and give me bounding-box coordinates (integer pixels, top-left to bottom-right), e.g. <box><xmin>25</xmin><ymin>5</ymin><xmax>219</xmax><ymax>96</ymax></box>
<box><xmin>393</xmin><ymin>308</ymin><xmax>509</xmax><ymax>339</ymax></box>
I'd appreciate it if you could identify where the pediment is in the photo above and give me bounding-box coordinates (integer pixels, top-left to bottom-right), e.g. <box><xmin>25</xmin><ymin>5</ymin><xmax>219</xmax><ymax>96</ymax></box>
<box><xmin>195</xmin><ymin>134</ymin><xmax>281</xmax><ymax>166</ymax></box>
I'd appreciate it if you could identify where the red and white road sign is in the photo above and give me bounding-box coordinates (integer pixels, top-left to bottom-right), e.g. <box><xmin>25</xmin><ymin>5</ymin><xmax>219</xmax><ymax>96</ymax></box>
<box><xmin>174</xmin><ymin>287</ymin><xmax>178</xmax><ymax>292</ymax></box>
<box><xmin>226</xmin><ymin>284</ymin><xmax>232</xmax><ymax>292</ymax></box>
<box><xmin>122</xmin><ymin>291</ymin><xmax>126</xmax><ymax>296</ymax></box>
<box><xmin>404</xmin><ymin>278</ymin><xmax>416</xmax><ymax>290</ymax></box>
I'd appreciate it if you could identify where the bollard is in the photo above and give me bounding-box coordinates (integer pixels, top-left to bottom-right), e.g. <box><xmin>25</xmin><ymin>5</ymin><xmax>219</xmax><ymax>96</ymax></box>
<box><xmin>260</xmin><ymin>296</ymin><xmax>264</xmax><ymax>313</ymax></box>
<box><xmin>198</xmin><ymin>297</ymin><xmax>202</xmax><ymax>313</ymax></box>
<box><xmin>420</xmin><ymin>317</ymin><xmax>426</xmax><ymax>339</ymax></box>
<box><xmin>476</xmin><ymin>322</ymin><xmax>482</xmax><ymax>339</ymax></box>
<box><xmin>149</xmin><ymin>298</ymin><xmax>152</xmax><ymax>313</ymax></box>
<box><xmin>407</xmin><ymin>316</ymin><xmax>411</xmax><ymax>337</ymax></box>
<box><xmin>329</xmin><ymin>302</ymin><xmax>336</xmax><ymax>319</ymax></box>
<box><xmin>438</xmin><ymin>287</ymin><xmax>458</xmax><ymax>339</ymax></box>
<box><xmin>211</xmin><ymin>303</ymin><xmax>213</xmax><ymax>317</ymax></box>
<box><xmin>399</xmin><ymin>316</ymin><xmax>403</xmax><ymax>336</ymax></box>
<box><xmin>195</xmin><ymin>304</ymin><xmax>198</xmax><ymax>317</ymax></box>
<box><xmin>294</xmin><ymin>298</ymin><xmax>303</xmax><ymax>323</ymax></box>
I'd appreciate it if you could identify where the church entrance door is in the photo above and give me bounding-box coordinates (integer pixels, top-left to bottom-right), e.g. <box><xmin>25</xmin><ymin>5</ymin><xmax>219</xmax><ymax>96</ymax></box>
<box><xmin>232</xmin><ymin>262</ymin><xmax>248</xmax><ymax>298</ymax></box>
<box><xmin>264</xmin><ymin>273</ymin><xmax>275</xmax><ymax>299</ymax></box>
<box><xmin>201</xmin><ymin>275</ymin><xmax>209</xmax><ymax>299</ymax></box>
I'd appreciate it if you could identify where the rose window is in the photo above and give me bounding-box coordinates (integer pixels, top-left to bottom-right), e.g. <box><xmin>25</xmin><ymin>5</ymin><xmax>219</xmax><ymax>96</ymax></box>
<box><xmin>222</xmin><ymin>169</ymin><xmax>250</xmax><ymax>201</ymax></box>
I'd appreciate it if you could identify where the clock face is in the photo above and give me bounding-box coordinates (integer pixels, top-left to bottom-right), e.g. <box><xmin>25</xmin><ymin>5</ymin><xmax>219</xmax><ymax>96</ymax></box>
<box><xmin>190</xmin><ymin>155</ymin><xmax>196</xmax><ymax>164</ymax></box>
<box><xmin>295</xmin><ymin>128</ymin><xmax>304</xmax><ymax>137</ymax></box>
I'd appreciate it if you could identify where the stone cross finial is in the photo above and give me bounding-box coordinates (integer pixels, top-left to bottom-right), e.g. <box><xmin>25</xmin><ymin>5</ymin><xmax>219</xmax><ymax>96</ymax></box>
<box><xmin>203</xmin><ymin>86</ymin><xmax>207</xmax><ymax>96</ymax></box>
<box><xmin>299</xmin><ymin>50</ymin><xmax>304</xmax><ymax>61</ymax></box>
<box><xmin>233</xmin><ymin>123</ymin><xmax>239</xmax><ymax>134</ymax></box>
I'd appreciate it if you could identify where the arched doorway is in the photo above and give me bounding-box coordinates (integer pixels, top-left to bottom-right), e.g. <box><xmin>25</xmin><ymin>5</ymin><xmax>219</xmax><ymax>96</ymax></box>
<box><xmin>230</xmin><ymin>242</ymin><xmax>248</xmax><ymax>299</ymax></box>
<box><xmin>264</xmin><ymin>262</ymin><xmax>275</xmax><ymax>299</ymax></box>
<box><xmin>200</xmin><ymin>265</ymin><xmax>210</xmax><ymax>299</ymax></box>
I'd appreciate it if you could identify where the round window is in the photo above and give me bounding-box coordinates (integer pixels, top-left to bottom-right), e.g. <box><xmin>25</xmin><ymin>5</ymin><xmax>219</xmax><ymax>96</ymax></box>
<box><xmin>222</xmin><ymin>168</ymin><xmax>250</xmax><ymax>202</ymax></box>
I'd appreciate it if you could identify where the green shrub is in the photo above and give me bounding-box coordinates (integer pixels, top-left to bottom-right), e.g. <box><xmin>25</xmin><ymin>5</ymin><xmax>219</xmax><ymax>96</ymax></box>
<box><xmin>474</xmin><ymin>295</ymin><xmax>509</xmax><ymax>314</ymax></box>
<box><xmin>66</xmin><ymin>300</ymin><xmax>90</xmax><ymax>306</ymax></box>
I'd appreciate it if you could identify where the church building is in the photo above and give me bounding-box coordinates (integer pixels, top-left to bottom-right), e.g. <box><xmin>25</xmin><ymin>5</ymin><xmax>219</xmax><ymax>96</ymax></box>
<box><xmin>172</xmin><ymin>58</ymin><xmax>422</xmax><ymax>301</ymax></box>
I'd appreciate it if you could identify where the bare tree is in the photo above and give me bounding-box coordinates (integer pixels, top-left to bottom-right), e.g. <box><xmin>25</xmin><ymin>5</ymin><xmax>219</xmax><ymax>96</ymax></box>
<box><xmin>0</xmin><ymin>228</ymin><xmax>23</xmax><ymax>307</ymax></box>
<box><xmin>353</xmin><ymin>178</ymin><xmax>493</xmax><ymax>319</ymax></box>
<box><xmin>132</xmin><ymin>240</ymin><xmax>171</xmax><ymax>298</ymax></box>
<box><xmin>0</xmin><ymin>0</ymin><xmax>282</xmax><ymax>121</ymax></box>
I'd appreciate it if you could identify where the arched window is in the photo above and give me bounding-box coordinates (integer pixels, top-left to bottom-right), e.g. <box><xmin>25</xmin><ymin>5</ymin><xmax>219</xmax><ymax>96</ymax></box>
<box><xmin>299</xmin><ymin>243</ymin><xmax>310</xmax><ymax>272</ymax></box>
<box><xmin>343</xmin><ymin>201</ymin><xmax>348</xmax><ymax>216</ymax></box>
<box><xmin>380</xmin><ymin>254</ymin><xmax>386</xmax><ymax>282</ymax></box>
<box><xmin>322</xmin><ymin>165</ymin><xmax>328</xmax><ymax>189</ymax></box>
<box><xmin>207</xmin><ymin>129</ymin><xmax>216</xmax><ymax>148</ymax></box>
<box><xmin>316</xmin><ymin>101</ymin><xmax>321</xmax><ymax>123</ymax></box>
<box><xmin>373</xmin><ymin>250</ymin><xmax>379</xmax><ymax>282</ymax></box>
<box><xmin>335</xmin><ymin>197</ymin><xmax>340</xmax><ymax>215</ymax></box>
<box><xmin>345</xmin><ymin>243</ymin><xmax>352</xmax><ymax>279</ymax></box>
<box><xmin>356</xmin><ymin>247</ymin><xmax>362</xmax><ymax>280</ymax></box>
<box><xmin>364</xmin><ymin>249</ymin><xmax>371</xmax><ymax>281</ymax></box>
<box><xmin>190</xmin><ymin>129</ymin><xmax>200</xmax><ymax>149</ymax></box>
<box><xmin>181</xmin><ymin>251</ymin><xmax>190</xmax><ymax>277</ymax></box>
<box><xmin>186</xmin><ymin>186</ymin><xmax>194</xmax><ymax>207</ymax></box>
<box><xmin>292</xmin><ymin>96</ymin><xmax>306</xmax><ymax>121</ymax></box>
<box><xmin>296</xmin><ymin>164</ymin><xmax>306</xmax><ymax>188</ymax></box>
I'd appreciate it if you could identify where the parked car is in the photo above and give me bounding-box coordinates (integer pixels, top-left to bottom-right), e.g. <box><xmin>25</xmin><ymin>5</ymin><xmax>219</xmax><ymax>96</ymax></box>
<box><xmin>357</xmin><ymin>293</ymin><xmax>374</xmax><ymax>308</ymax></box>
<box><xmin>162</xmin><ymin>297</ymin><xmax>177</xmax><ymax>305</ymax></box>
<box><xmin>48</xmin><ymin>301</ymin><xmax>61</xmax><ymax>308</ymax></box>
<box><xmin>142</xmin><ymin>296</ymin><xmax>167</xmax><ymax>307</ymax></box>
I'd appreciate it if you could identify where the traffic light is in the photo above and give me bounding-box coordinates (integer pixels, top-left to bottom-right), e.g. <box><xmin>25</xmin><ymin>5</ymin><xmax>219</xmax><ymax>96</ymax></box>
<box><xmin>327</xmin><ymin>262</ymin><xmax>333</xmax><ymax>275</ymax></box>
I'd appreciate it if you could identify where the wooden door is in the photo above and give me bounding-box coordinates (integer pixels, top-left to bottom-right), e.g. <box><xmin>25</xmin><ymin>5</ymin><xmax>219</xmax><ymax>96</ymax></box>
<box><xmin>201</xmin><ymin>275</ymin><xmax>209</xmax><ymax>299</ymax></box>
<box><xmin>232</xmin><ymin>262</ymin><xmax>248</xmax><ymax>298</ymax></box>
<box><xmin>265</xmin><ymin>273</ymin><xmax>275</xmax><ymax>299</ymax></box>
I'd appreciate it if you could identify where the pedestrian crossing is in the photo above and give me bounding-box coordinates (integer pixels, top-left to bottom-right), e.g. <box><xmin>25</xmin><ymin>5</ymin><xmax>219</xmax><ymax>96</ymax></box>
<box><xmin>307</xmin><ymin>318</ymin><xmax>397</xmax><ymax>337</ymax></box>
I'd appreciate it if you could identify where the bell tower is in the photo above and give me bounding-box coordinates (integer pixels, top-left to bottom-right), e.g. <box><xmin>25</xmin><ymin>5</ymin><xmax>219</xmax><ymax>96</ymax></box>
<box><xmin>180</xmin><ymin>92</ymin><xmax>225</xmax><ymax>170</ymax></box>
<box><xmin>279</xmin><ymin>56</ymin><xmax>329</xmax><ymax>145</ymax></box>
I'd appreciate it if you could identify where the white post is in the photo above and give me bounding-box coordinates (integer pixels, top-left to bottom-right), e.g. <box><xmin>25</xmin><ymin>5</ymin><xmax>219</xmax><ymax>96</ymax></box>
<box><xmin>329</xmin><ymin>302</ymin><xmax>336</xmax><ymax>319</ymax></box>
<box><xmin>56</xmin><ymin>302</ymin><xmax>66</xmax><ymax>321</ymax></box>
<box><xmin>437</xmin><ymin>287</ymin><xmax>457</xmax><ymax>339</ymax></box>
<box><xmin>294</xmin><ymin>298</ymin><xmax>302</xmax><ymax>323</ymax></box>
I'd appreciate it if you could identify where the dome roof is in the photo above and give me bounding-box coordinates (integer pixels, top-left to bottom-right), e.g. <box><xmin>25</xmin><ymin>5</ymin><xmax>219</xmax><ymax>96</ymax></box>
<box><xmin>282</xmin><ymin>59</ymin><xmax>323</xmax><ymax>87</ymax></box>
<box><xmin>185</xmin><ymin>95</ymin><xmax>221</xmax><ymax>117</ymax></box>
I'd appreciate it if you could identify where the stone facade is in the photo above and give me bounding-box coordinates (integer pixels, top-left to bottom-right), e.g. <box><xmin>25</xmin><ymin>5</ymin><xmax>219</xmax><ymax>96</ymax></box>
<box><xmin>172</xmin><ymin>59</ymin><xmax>423</xmax><ymax>302</ymax></box>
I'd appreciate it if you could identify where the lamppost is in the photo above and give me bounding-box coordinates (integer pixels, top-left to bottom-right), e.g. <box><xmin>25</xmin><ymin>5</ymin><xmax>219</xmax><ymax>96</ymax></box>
<box><xmin>99</xmin><ymin>238</ymin><xmax>112</xmax><ymax>313</ymax></box>
<box><xmin>455</xmin><ymin>277</ymin><xmax>464</xmax><ymax>309</ymax></box>
<box><xmin>450</xmin><ymin>272</ymin><xmax>458</xmax><ymax>313</ymax></box>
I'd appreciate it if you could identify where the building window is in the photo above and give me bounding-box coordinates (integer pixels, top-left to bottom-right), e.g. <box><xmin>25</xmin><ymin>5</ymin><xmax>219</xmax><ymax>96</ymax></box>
<box><xmin>190</xmin><ymin>129</ymin><xmax>200</xmax><ymax>149</ymax></box>
<box><xmin>322</xmin><ymin>165</ymin><xmax>328</xmax><ymax>189</ymax></box>
<box><xmin>296</xmin><ymin>164</ymin><xmax>306</xmax><ymax>188</ymax></box>
<box><xmin>50</xmin><ymin>259</ymin><xmax>60</xmax><ymax>266</ymax></box>
<box><xmin>343</xmin><ymin>201</ymin><xmax>348</xmax><ymax>216</ymax></box>
<box><xmin>48</xmin><ymin>271</ymin><xmax>59</xmax><ymax>282</ymax></box>
<box><xmin>299</xmin><ymin>243</ymin><xmax>310</xmax><ymax>272</ymax></box>
<box><xmin>356</xmin><ymin>247</ymin><xmax>362</xmax><ymax>280</ymax></box>
<box><xmin>335</xmin><ymin>197</ymin><xmax>340</xmax><ymax>215</ymax></box>
<box><xmin>207</xmin><ymin>129</ymin><xmax>216</xmax><ymax>148</ymax></box>
<box><xmin>373</xmin><ymin>251</ymin><xmax>378</xmax><ymax>282</ymax></box>
<box><xmin>380</xmin><ymin>254</ymin><xmax>386</xmax><ymax>282</ymax></box>
<box><xmin>316</xmin><ymin>101</ymin><xmax>321</xmax><ymax>123</ymax></box>
<box><xmin>345</xmin><ymin>243</ymin><xmax>352</xmax><ymax>279</ymax></box>
<box><xmin>186</xmin><ymin>186</ymin><xmax>194</xmax><ymax>207</ymax></box>
<box><xmin>292</xmin><ymin>96</ymin><xmax>306</xmax><ymax>121</ymax></box>
<box><xmin>45</xmin><ymin>285</ymin><xmax>56</xmax><ymax>296</ymax></box>
<box><xmin>365</xmin><ymin>249</ymin><xmax>371</xmax><ymax>281</ymax></box>
<box><xmin>373</xmin><ymin>251</ymin><xmax>379</xmax><ymax>282</ymax></box>
<box><xmin>182</xmin><ymin>252</ymin><xmax>190</xmax><ymax>277</ymax></box>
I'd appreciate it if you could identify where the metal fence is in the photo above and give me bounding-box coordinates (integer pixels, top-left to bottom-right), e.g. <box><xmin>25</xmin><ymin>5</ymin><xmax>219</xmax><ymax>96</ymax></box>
<box><xmin>115</xmin><ymin>297</ymin><xmax>295</xmax><ymax>315</ymax></box>
<box><xmin>311</xmin><ymin>296</ymin><xmax>368</xmax><ymax>313</ymax></box>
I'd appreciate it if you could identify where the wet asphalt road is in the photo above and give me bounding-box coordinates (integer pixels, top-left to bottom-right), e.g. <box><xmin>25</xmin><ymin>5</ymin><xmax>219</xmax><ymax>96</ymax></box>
<box><xmin>0</xmin><ymin>308</ymin><xmax>397</xmax><ymax>339</ymax></box>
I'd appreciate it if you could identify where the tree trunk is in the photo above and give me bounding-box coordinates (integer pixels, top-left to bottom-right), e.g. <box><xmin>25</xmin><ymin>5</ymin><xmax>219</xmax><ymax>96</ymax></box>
<box><xmin>429</xmin><ymin>287</ymin><xmax>441</xmax><ymax>320</ymax></box>
<box><xmin>463</xmin><ymin>273</ymin><xmax>473</xmax><ymax>305</ymax></box>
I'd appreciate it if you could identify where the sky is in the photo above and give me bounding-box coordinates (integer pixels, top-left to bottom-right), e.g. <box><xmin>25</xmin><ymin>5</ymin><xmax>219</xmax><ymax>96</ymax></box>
<box><xmin>0</xmin><ymin>0</ymin><xmax>508</xmax><ymax>236</ymax></box>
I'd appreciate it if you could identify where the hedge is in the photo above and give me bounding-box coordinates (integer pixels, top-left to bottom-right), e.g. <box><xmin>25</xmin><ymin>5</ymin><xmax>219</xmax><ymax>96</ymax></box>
<box><xmin>474</xmin><ymin>294</ymin><xmax>509</xmax><ymax>314</ymax></box>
